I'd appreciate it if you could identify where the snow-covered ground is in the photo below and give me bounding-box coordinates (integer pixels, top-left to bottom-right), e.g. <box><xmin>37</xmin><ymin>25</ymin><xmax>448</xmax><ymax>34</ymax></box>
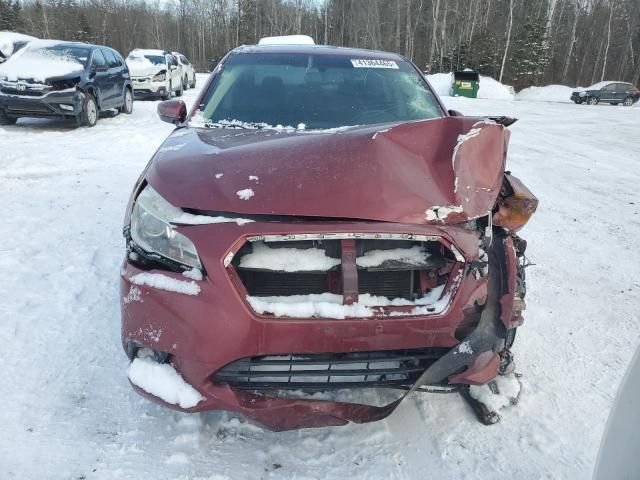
<box><xmin>1</xmin><ymin>74</ymin><xmax>639</xmax><ymax>479</ymax></box>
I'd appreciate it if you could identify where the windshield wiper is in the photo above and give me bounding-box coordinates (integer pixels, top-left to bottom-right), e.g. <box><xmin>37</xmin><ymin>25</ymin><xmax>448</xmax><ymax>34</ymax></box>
<box><xmin>204</xmin><ymin>121</ymin><xmax>265</xmax><ymax>130</ymax></box>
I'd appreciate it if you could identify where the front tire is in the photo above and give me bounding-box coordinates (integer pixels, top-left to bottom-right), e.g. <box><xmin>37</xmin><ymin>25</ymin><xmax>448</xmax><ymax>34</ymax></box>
<box><xmin>623</xmin><ymin>96</ymin><xmax>634</xmax><ymax>107</ymax></box>
<box><xmin>588</xmin><ymin>96</ymin><xmax>599</xmax><ymax>105</ymax></box>
<box><xmin>77</xmin><ymin>93</ymin><xmax>98</xmax><ymax>127</ymax></box>
<box><xmin>119</xmin><ymin>88</ymin><xmax>133</xmax><ymax>114</ymax></box>
<box><xmin>190</xmin><ymin>75</ymin><xmax>196</xmax><ymax>89</ymax></box>
<box><xmin>0</xmin><ymin>111</ymin><xmax>17</xmax><ymax>125</ymax></box>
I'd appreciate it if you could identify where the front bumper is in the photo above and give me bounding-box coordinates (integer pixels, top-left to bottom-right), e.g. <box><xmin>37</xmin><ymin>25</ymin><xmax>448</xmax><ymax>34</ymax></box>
<box><xmin>120</xmin><ymin>221</ymin><xmax>520</xmax><ymax>430</ymax></box>
<box><xmin>0</xmin><ymin>89</ymin><xmax>84</xmax><ymax>118</ymax></box>
<box><xmin>131</xmin><ymin>78</ymin><xmax>167</xmax><ymax>98</ymax></box>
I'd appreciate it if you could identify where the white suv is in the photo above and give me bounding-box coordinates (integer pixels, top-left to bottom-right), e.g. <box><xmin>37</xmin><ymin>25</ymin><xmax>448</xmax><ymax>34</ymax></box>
<box><xmin>126</xmin><ymin>49</ymin><xmax>183</xmax><ymax>100</ymax></box>
<box><xmin>172</xmin><ymin>52</ymin><xmax>196</xmax><ymax>90</ymax></box>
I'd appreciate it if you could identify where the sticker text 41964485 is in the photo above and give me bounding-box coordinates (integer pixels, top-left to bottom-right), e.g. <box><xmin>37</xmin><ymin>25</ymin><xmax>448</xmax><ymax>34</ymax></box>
<box><xmin>350</xmin><ymin>59</ymin><xmax>399</xmax><ymax>69</ymax></box>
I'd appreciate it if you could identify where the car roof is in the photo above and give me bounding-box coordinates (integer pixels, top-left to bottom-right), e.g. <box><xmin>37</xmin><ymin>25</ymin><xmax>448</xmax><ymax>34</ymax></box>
<box><xmin>26</xmin><ymin>39</ymin><xmax>91</xmax><ymax>49</ymax></box>
<box><xmin>586</xmin><ymin>80</ymin><xmax>617</xmax><ymax>89</ymax></box>
<box><xmin>0</xmin><ymin>31</ymin><xmax>37</xmax><ymax>42</ymax></box>
<box><xmin>129</xmin><ymin>48</ymin><xmax>168</xmax><ymax>56</ymax></box>
<box><xmin>231</xmin><ymin>44</ymin><xmax>406</xmax><ymax>62</ymax></box>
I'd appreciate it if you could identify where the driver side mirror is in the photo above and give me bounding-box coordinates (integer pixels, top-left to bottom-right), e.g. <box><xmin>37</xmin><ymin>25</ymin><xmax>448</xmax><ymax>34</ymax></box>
<box><xmin>158</xmin><ymin>99</ymin><xmax>187</xmax><ymax>125</ymax></box>
<box><xmin>448</xmin><ymin>109</ymin><xmax>464</xmax><ymax>117</ymax></box>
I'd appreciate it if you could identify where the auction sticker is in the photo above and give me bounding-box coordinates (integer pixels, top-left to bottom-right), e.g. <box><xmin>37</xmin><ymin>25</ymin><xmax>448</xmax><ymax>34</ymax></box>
<box><xmin>351</xmin><ymin>59</ymin><xmax>399</xmax><ymax>69</ymax></box>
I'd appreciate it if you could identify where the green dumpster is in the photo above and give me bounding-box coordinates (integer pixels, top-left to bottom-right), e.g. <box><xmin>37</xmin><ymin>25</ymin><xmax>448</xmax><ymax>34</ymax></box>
<box><xmin>452</xmin><ymin>70</ymin><xmax>480</xmax><ymax>98</ymax></box>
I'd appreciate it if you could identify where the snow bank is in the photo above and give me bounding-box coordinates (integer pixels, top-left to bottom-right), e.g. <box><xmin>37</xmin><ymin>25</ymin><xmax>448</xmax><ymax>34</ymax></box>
<box><xmin>426</xmin><ymin>72</ymin><xmax>453</xmax><ymax>97</ymax></box>
<box><xmin>469</xmin><ymin>373</ymin><xmax>521</xmax><ymax>412</ymax></box>
<box><xmin>0</xmin><ymin>40</ymin><xmax>85</xmax><ymax>82</ymax></box>
<box><xmin>516</xmin><ymin>84</ymin><xmax>574</xmax><ymax>103</ymax></box>
<box><xmin>239</xmin><ymin>243</ymin><xmax>340</xmax><ymax>272</ymax></box>
<box><xmin>426</xmin><ymin>72</ymin><xmax>514</xmax><ymax>99</ymax></box>
<box><xmin>356</xmin><ymin>246</ymin><xmax>429</xmax><ymax>268</ymax></box>
<box><xmin>477</xmin><ymin>76</ymin><xmax>513</xmax><ymax>100</ymax></box>
<box><xmin>129</xmin><ymin>272</ymin><xmax>200</xmax><ymax>295</ymax></box>
<box><xmin>128</xmin><ymin>353</ymin><xmax>204</xmax><ymax>408</ymax></box>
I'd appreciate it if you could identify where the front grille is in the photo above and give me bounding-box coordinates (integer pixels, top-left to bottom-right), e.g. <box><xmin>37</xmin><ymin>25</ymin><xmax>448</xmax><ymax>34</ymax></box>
<box><xmin>7</xmin><ymin>103</ymin><xmax>51</xmax><ymax>114</ymax></box>
<box><xmin>212</xmin><ymin>348</ymin><xmax>450</xmax><ymax>390</ymax></box>
<box><xmin>1</xmin><ymin>87</ymin><xmax>46</xmax><ymax>97</ymax></box>
<box><xmin>239</xmin><ymin>270</ymin><xmax>329</xmax><ymax>296</ymax></box>
<box><xmin>358</xmin><ymin>270</ymin><xmax>412</xmax><ymax>299</ymax></box>
<box><xmin>232</xmin><ymin>236</ymin><xmax>456</xmax><ymax>308</ymax></box>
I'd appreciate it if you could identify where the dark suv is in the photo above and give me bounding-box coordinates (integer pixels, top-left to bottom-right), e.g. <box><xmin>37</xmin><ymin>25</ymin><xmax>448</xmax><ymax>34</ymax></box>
<box><xmin>571</xmin><ymin>81</ymin><xmax>640</xmax><ymax>106</ymax></box>
<box><xmin>0</xmin><ymin>41</ymin><xmax>133</xmax><ymax>127</ymax></box>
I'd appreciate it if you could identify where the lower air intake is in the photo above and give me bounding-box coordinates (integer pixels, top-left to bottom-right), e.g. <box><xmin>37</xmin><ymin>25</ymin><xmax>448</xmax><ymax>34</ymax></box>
<box><xmin>212</xmin><ymin>348</ymin><xmax>450</xmax><ymax>391</ymax></box>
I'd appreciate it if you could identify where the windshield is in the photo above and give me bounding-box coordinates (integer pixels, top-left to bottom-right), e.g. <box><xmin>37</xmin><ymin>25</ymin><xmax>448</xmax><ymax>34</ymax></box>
<box><xmin>195</xmin><ymin>52</ymin><xmax>443</xmax><ymax>130</ymax></box>
<box><xmin>127</xmin><ymin>54</ymin><xmax>165</xmax><ymax>65</ymax></box>
<box><xmin>27</xmin><ymin>45</ymin><xmax>90</xmax><ymax>66</ymax></box>
<box><xmin>143</xmin><ymin>55</ymin><xmax>165</xmax><ymax>65</ymax></box>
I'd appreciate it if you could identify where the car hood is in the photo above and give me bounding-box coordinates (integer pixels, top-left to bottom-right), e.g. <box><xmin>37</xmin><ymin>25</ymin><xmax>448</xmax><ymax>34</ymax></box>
<box><xmin>0</xmin><ymin>57</ymin><xmax>83</xmax><ymax>84</ymax></box>
<box><xmin>146</xmin><ymin>117</ymin><xmax>511</xmax><ymax>226</ymax></box>
<box><xmin>126</xmin><ymin>60</ymin><xmax>163</xmax><ymax>77</ymax></box>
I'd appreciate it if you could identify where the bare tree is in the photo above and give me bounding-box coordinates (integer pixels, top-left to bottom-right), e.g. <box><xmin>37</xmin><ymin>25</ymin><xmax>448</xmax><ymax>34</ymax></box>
<box><xmin>499</xmin><ymin>0</ymin><xmax>514</xmax><ymax>83</ymax></box>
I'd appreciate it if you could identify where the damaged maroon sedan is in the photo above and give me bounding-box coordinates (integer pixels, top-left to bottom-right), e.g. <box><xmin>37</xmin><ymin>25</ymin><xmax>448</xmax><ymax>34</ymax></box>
<box><xmin>120</xmin><ymin>40</ymin><xmax>538</xmax><ymax>431</ymax></box>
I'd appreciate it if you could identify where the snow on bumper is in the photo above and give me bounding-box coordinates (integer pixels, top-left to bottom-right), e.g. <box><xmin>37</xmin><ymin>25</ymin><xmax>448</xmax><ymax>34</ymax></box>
<box><xmin>120</xmin><ymin>222</ymin><xmax>520</xmax><ymax>430</ymax></box>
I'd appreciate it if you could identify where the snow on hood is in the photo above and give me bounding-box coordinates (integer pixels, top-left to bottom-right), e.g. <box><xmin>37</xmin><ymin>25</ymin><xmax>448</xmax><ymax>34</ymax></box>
<box><xmin>0</xmin><ymin>31</ymin><xmax>36</xmax><ymax>57</ymax></box>
<box><xmin>0</xmin><ymin>40</ymin><xmax>85</xmax><ymax>82</ymax></box>
<box><xmin>126</xmin><ymin>51</ymin><xmax>165</xmax><ymax>76</ymax></box>
<box><xmin>146</xmin><ymin>117</ymin><xmax>510</xmax><ymax>226</ymax></box>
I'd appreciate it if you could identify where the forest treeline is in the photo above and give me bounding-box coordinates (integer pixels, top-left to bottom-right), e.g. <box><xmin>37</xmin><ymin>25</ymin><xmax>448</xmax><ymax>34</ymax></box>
<box><xmin>1</xmin><ymin>0</ymin><xmax>639</xmax><ymax>90</ymax></box>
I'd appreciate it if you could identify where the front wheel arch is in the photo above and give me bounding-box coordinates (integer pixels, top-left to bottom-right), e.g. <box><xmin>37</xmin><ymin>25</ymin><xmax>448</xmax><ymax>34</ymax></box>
<box><xmin>84</xmin><ymin>86</ymin><xmax>99</xmax><ymax>110</ymax></box>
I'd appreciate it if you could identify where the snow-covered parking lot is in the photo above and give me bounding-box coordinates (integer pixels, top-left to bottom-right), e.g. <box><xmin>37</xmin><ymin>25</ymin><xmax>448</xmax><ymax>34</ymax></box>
<box><xmin>1</xmin><ymin>74</ymin><xmax>639</xmax><ymax>479</ymax></box>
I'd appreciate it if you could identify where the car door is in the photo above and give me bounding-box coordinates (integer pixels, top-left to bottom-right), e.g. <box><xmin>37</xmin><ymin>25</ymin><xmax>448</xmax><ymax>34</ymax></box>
<box><xmin>102</xmin><ymin>48</ymin><xmax>123</xmax><ymax>104</ymax></box>
<box><xmin>166</xmin><ymin>54</ymin><xmax>181</xmax><ymax>90</ymax></box>
<box><xmin>181</xmin><ymin>55</ymin><xmax>194</xmax><ymax>83</ymax></box>
<box><xmin>600</xmin><ymin>83</ymin><xmax>617</xmax><ymax>103</ymax></box>
<box><xmin>616</xmin><ymin>83</ymin><xmax>632</xmax><ymax>102</ymax></box>
<box><xmin>90</xmin><ymin>49</ymin><xmax>112</xmax><ymax>108</ymax></box>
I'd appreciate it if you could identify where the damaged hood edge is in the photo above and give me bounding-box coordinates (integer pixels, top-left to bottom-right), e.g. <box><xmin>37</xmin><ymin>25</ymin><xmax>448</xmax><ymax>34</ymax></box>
<box><xmin>146</xmin><ymin>116</ymin><xmax>511</xmax><ymax>226</ymax></box>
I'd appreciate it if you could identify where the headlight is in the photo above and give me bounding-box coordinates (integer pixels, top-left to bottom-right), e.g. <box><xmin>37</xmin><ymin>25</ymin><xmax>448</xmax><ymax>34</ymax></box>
<box><xmin>50</xmin><ymin>77</ymin><xmax>80</xmax><ymax>91</ymax></box>
<box><xmin>153</xmin><ymin>72</ymin><xmax>166</xmax><ymax>82</ymax></box>
<box><xmin>130</xmin><ymin>185</ymin><xmax>202</xmax><ymax>269</ymax></box>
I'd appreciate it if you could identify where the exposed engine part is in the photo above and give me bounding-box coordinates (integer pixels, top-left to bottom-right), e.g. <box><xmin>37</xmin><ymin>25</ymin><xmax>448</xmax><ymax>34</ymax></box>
<box><xmin>499</xmin><ymin>347</ymin><xmax>516</xmax><ymax>375</ymax></box>
<box><xmin>460</xmin><ymin>373</ymin><xmax>523</xmax><ymax>425</ymax></box>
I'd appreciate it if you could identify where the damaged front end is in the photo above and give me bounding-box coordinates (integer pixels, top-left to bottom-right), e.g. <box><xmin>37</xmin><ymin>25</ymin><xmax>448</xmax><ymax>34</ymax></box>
<box><xmin>120</xmin><ymin>115</ymin><xmax>537</xmax><ymax>431</ymax></box>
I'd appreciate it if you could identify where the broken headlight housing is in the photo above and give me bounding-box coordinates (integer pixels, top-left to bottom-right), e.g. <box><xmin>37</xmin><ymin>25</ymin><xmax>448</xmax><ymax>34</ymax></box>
<box><xmin>130</xmin><ymin>185</ymin><xmax>202</xmax><ymax>269</ymax></box>
<box><xmin>153</xmin><ymin>72</ymin><xmax>166</xmax><ymax>82</ymax></box>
